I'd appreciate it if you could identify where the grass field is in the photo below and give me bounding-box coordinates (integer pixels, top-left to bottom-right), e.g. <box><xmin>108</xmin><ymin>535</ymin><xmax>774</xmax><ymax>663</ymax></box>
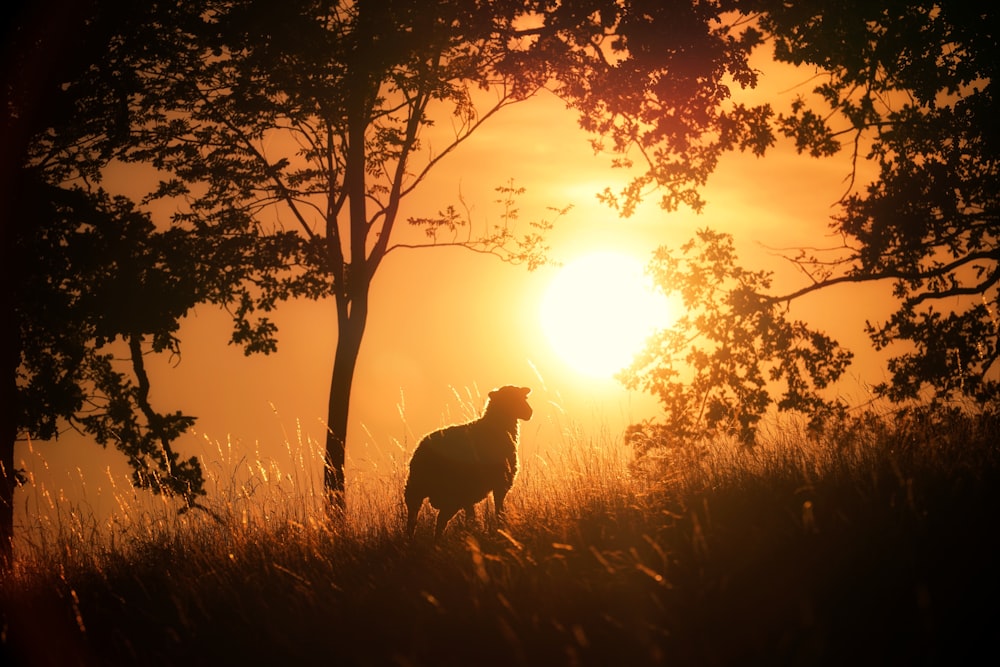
<box><xmin>2</xmin><ymin>406</ymin><xmax>998</xmax><ymax>666</ymax></box>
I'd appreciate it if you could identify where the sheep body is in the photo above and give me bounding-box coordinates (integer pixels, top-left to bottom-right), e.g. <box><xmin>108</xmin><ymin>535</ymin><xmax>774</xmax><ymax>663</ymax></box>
<box><xmin>405</xmin><ymin>386</ymin><xmax>532</xmax><ymax>538</ymax></box>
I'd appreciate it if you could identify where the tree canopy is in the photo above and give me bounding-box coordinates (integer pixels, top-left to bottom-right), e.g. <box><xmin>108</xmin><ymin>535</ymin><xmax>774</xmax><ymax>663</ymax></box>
<box><xmin>626</xmin><ymin>0</ymin><xmax>999</xmax><ymax>447</ymax></box>
<box><xmin>2</xmin><ymin>1</ymin><xmax>302</xmax><ymax>559</ymax></box>
<box><xmin>758</xmin><ymin>0</ymin><xmax>998</xmax><ymax>400</ymax></box>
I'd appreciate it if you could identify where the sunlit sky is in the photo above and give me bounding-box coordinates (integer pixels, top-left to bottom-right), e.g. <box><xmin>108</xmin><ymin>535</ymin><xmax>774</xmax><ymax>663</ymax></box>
<box><xmin>21</xmin><ymin>48</ymin><xmax>895</xmax><ymax>517</ymax></box>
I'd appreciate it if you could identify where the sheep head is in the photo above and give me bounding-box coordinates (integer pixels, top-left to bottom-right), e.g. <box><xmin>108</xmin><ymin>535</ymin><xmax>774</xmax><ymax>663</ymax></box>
<box><xmin>486</xmin><ymin>386</ymin><xmax>533</xmax><ymax>421</ymax></box>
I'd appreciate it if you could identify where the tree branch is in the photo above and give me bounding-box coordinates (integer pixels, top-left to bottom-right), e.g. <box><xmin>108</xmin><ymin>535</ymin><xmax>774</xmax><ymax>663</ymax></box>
<box><xmin>367</xmin><ymin>88</ymin><xmax>431</xmax><ymax>274</ymax></box>
<box><xmin>769</xmin><ymin>248</ymin><xmax>1000</xmax><ymax>304</ymax></box>
<box><xmin>182</xmin><ymin>75</ymin><xmax>320</xmax><ymax>242</ymax></box>
<box><xmin>383</xmin><ymin>239</ymin><xmax>528</xmax><ymax>264</ymax></box>
<box><xmin>400</xmin><ymin>83</ymin><xmax>529</xmax><ymax>201</ymax></box>
<box><xmin>905</xmin><ymin>264</ymin><xmax>1000</xmax><ymax>308</ymax></box>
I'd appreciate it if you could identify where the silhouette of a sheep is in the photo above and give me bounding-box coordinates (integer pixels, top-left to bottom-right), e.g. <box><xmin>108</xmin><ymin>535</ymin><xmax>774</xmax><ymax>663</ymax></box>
<box><xmin>405</xmin><ymin>386</ymin><xmax>533</xmax><ymax>538</ymax></box>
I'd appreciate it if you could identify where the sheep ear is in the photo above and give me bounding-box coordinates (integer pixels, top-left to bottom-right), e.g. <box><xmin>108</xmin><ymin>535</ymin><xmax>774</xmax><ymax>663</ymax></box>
<box><xmin>488</xmin><ymin>390</ymin><xmax>498</xmax><ymax>399</ymax></box>
<box><xmin>520</xmin><ymin>387</ymin><xmax>531</xmax><ymax>396</ymax></box>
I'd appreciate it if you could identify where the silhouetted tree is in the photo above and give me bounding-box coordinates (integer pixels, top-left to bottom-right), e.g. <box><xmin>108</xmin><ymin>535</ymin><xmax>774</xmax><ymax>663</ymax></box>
<box><xmin>1</xmin><ymin>0</ymin><xmax>133</xmax><ymax>566</ymax></box>
<box><xmin>624</xmin><ymin>230</ymin><xmax>854</xmax><ymax>450</ymax></box>
<box><xmin>760</xmin><ymin>0</ymin><xmax>998</xmax><ymax>405</ymax></box>
<box><xmin>1</xmin><ymin>1</ymin><xmax>297</xmax><ymax>562</ymax></box>
<box><xmin>625</xmin><ymin>1</ymin><xmax>999</xmax><ymax>446</ymax></box>
<box><xmin>83</xmin><ymin>0</ymin><xmax>769</xmax><ymax>507</ymax></box>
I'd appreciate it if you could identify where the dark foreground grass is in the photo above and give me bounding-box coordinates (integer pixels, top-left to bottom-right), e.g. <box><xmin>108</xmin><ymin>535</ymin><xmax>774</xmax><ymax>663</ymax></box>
<box><xmin>2</xmin><ymin>408</ymin><xmax>999</xmax><ymax>666</ymax></box>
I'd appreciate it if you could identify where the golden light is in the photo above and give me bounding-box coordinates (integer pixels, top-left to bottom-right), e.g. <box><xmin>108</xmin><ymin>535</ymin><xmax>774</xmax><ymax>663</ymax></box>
<box><xmin>540</xmin><ymin>251</ymin><xmax>676</xmax><ymax>379</ymax></box>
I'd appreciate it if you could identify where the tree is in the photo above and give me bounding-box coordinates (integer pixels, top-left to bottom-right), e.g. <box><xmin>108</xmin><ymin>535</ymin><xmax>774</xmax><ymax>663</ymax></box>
<box><xmin>16</xmin><ymin>184</ymin><xmax>203</xmax><ymax>495</ymax></box>
<box><xmin>2</xmin><ymin>1</ymin><xmax>297</xmax><ymax>563</ymax></box>
<box><xmin>624</xmin><ymin>229</ymin><xmax>854</xmax><ymax>451</ymax></box>
<box><xmin>96</xmin><ymin>0</ymin><xmax>770</xmax><ymax>506</ymax></box>
<box><xmin>1</xmin><ymin>0</ymin><xmax>136</xmax><ymax>566</ymax></box>
<box><xmin>760</xmin><ymin>0</ymin><xmax>998</xmax><ymax>405</ymax></box>
<box><xmin>625</xmin><ymin>1</ymin><xmax>999</xmax><ymax>446</ymax></box>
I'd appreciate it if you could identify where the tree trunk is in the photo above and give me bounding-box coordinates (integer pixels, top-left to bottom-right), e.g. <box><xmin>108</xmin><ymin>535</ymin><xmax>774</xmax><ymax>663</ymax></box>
<box><xmin>0</xmin><ymin>342</ymin><xmax>14</xmax><ymax>567</ymax></box>
<box><xmin>324</xmin><ymin>57</ymin><xmax>375</xmax><ymax>510</ymax></box>
<box><xmin>323</xmin><ymin>298</ymin><xmax>368</xmax><ymax>511</ymax></box>
<box><xmin>1</xmin><ymin>145</ymin><xmax>22</xmax><ymax>570</ymax></box>
<box><xmin>1</xmin><ymin>195</ymin><xmax>17</xmax><ymax>568</ymax></box>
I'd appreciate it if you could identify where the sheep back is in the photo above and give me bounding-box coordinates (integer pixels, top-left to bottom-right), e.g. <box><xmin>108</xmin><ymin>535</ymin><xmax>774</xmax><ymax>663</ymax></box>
<box><xmin>407</xmin><ymin>420</ymin><xmax>515</xmax><ymax>512</ymax></box>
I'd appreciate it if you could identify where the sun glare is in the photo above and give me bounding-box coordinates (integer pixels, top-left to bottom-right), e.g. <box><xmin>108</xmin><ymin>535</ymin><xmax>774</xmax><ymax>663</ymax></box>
<box><xmin>540</xmin><ymin>251</ymin><xmax>675</xmax><ymax>379</ymax></box>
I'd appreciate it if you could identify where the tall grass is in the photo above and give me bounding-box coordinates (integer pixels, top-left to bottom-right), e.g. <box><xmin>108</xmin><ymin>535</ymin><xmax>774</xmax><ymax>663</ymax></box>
<box><xmin>2</xmin><ymin>405</ymin><xmax>998</xmax><ymax>666</ymax></box>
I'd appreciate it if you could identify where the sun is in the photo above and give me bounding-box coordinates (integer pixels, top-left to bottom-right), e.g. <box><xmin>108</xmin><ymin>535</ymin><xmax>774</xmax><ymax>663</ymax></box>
<box><xmin>540</xmin><ymin>251</ymin><xmax>675</xmax><ymax>379</ymax></box>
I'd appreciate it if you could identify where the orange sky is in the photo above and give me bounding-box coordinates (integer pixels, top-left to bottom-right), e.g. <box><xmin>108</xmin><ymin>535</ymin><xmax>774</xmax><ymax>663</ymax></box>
<box><xmin>17</xmin><ymin>48</ymin><xmax>896</xmax><ymax>526</ymax></box>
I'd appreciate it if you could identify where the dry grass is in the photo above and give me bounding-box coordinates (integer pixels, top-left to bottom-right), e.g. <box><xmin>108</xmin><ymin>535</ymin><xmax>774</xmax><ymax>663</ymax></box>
<box><xmin>2</xmin><ymin>406</ymin><xmax>998</xmax><ymax>666</ymax></box>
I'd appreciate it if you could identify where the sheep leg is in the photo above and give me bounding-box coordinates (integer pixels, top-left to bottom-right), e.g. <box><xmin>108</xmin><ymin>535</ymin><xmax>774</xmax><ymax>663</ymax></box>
<box><xmin>404</xmin><ymin>490</ymin><xmax>424</xmax><ymax>538</ymax></box>
<box><xmin>493</xmin><ymin>488</ymin><xmax>509</xmax><ymax>526</ymax></box>
<box><xmin>463</xmin><ymin>504</ymin><xmax>477</xmax><ymax>530</ymax></box>
<box><xmin>434</xmin><ymin>507</ymin><xmax>459</xmax><ymax>539</ymax></box>
<box><xmin>405</xmin><ymin>505</ymin><xmax>420</xmax><ymax>538</ymax></box>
